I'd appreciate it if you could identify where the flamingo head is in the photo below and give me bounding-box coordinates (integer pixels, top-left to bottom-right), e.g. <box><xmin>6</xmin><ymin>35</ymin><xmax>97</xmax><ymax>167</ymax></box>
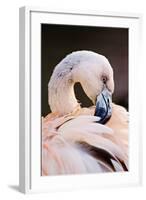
<box><xmin>71</xmin><ymin>51</ymin><xmax>114</xmax><ymax>123</ymax></box>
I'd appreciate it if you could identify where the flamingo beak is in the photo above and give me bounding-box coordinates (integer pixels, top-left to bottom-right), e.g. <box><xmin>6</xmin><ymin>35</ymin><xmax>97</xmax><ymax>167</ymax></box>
<box><xmin>94</xmin><ymin>87</ymin><xmax>112</xmax><ymax>124</ymax></box>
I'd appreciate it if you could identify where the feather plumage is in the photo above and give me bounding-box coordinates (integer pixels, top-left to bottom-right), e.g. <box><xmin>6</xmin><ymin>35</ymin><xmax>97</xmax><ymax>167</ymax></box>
<box><xmin>42</xmin><ymin>104</ymin><xmax>128</xmax><ymax>175</ymax></box>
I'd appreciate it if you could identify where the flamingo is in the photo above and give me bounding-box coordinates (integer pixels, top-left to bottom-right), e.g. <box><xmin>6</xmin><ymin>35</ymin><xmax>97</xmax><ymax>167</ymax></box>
<box><xmin>42</xmin><ymin>50</ymin><xmax>128</xmax><ymax>175</ymax></box>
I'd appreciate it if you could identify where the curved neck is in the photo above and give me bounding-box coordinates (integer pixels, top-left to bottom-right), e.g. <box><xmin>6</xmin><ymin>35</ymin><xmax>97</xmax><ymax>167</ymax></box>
<box><xmin>48</xmin><ymin>77</ymin><xmax>80</xmax><ymax>116</ymax></box>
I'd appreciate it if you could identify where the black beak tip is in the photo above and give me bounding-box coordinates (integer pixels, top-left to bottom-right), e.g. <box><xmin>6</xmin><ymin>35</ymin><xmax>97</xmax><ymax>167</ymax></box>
<box><xmin>94</xmin><ymin>89</ymin><xmax>112</xmax><ymax>124</ymax></box>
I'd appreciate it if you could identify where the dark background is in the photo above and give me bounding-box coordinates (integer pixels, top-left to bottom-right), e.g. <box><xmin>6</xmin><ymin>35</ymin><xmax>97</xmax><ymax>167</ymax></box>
<box><xmin>41</xmin><ymin>24</ymin><xmax>128</xmax><ymax>117</ymax></box>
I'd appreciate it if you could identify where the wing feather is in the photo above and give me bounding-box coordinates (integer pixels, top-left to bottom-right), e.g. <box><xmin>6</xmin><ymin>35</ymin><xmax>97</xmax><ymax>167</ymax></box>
<box><xmin>42</xmin><ymin>105</ymin><xmax>128</xmax><ymax>175</ymax></box>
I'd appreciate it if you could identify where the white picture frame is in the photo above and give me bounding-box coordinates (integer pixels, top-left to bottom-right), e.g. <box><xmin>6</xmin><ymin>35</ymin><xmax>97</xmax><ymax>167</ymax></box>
<box><xmin>19</xmin><ymin>6</ymin><xmax>142</xmax><ymax>194</ymax></box>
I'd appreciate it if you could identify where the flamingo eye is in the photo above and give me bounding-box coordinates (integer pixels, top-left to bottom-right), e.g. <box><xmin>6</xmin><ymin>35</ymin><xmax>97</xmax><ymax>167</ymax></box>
<box><xmin>102</xmin><ymin>76</ymin><xmax>107</xmax><ymax>84</ymax></box>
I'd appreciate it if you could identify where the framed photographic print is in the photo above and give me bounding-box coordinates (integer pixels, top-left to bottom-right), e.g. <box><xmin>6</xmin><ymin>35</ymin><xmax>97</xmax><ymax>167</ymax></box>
<box><xmin>19</xmin><ymin>7</ymin><xmax>142</xmax><ymax>193</ymax></box>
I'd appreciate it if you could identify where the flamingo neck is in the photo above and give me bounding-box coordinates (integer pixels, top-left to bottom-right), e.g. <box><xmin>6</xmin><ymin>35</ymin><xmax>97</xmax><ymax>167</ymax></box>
<box><xmin>48</xmin><ymin>77</ymin><xmax>80</xmax><ymax>116</ymax></box>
